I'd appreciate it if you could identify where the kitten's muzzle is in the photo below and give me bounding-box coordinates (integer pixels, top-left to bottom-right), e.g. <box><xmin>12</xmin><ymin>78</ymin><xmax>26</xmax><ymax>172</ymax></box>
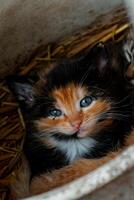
<box><xmin>70</xmin><ymin>120</ymin><xmax>82</xmax><ymax>130</ymax></box>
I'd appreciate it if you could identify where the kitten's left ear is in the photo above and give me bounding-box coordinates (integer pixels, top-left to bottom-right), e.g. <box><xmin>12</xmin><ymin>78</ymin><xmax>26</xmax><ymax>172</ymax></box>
<box><xmin>91</xmin><ymin>43</ymin><xmax>110</xmax><ymax>75</ymax></box>
<box><xmin>7</xmin><ymin>75</ymin><xmax>34</xmax><ymax>108</ymax></box>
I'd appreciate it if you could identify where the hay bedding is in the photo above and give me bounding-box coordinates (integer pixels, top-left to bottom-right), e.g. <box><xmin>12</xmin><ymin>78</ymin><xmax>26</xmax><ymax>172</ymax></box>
<box><xmin>0</xmin><ymin>6</ymin><xmax>131</xmax><ymax>200</ymax></box>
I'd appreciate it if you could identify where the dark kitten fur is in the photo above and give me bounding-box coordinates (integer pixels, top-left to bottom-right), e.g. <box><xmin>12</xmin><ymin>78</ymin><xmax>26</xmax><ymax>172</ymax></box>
<box><xmin>8</xmin><ymin>43</ymin><xmax>134</xmax><ymax>179</ymax></box>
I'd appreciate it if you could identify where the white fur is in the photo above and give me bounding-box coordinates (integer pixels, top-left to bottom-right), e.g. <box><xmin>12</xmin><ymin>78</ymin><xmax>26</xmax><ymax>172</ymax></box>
<box><xmin>123</xmin><ymin>41</ymin><xmax>134</xmax><ymax>63</ymax></box>
<box><xmin>124</xmin><ymin>0</ymin><xmax>134</xmax><ymax>25</ymax></box>
<box><xmin>54</xmin><ymin>137</ymin><xmax>96</xmax><ymax>162</ymax></box>
<box><xmin>124</xmin><ymin>0</ymin><xmax>134</xmax><ymax>85</ymax></box>
<box><xmin>130</xmin><ymin>79</ymin><xmax>134</xmax><ymax>85</ymax></box>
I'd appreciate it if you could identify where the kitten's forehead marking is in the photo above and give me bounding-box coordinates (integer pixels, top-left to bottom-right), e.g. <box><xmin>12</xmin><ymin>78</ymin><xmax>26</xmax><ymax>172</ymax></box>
<box><xmin>52</xmin><ymin>83</ymin><xmax>87</xmax><ymax>114</ymax></box>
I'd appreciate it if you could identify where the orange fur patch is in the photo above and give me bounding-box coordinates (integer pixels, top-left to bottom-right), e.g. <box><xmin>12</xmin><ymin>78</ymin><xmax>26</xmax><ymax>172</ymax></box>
<box><xmin>52</xmin><ymin>83</ymin><xmax>87</xmax><ymax>114</ymax></box>
<box><xmin>80</xmin><ymin>99</ymin><xmax>112</xmax><ymax>137</ymax></box>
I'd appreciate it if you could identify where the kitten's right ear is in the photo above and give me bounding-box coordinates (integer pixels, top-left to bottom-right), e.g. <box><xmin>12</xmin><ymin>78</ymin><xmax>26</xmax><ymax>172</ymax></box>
<box><xmin>7</xmin><ymin>75</ymin><xmax>34</xmax><ymax>107</ymax></box>
<box><xmin>90</xmin><ymin>43</ymin><xmax>110</xmax><ymax>75</ymax></box>
<box><xmin>78</xmin><ymin>42</ymin><xmax>110</xmax><ymax>76</ymax></box>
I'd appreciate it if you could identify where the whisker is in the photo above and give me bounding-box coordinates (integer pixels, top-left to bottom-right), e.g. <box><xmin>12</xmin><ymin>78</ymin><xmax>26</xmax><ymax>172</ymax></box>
<box><xmin>111</xmin><ymin>95</ymin><xmax>130</xmax><ymax>105</ymax></box>
<box><xmin>78</xmin><ymin>65</ymin><xmax>91</xmax><ymax>87</ymax></box>
<box><xmin>83</xmin><ymin>109</ymin><xmax>131</xmax><ymax>127</ymax></box>
<box><xmin>111</xmin><ymin>104</ymin><xmax>131</xmax><ymax>109</ymax></box>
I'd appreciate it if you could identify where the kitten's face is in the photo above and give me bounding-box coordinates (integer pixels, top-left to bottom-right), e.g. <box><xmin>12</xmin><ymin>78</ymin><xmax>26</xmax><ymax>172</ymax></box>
<box><xmin>35</xmin><ymin>83</ymin><xmax>112</xmax><ymax>138</ymax></box>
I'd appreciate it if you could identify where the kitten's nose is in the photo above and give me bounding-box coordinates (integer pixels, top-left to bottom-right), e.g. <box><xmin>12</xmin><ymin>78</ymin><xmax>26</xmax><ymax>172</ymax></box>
<box><xmin>72</xmin><ymin>121</ymin><xmax>82</xmax><ymax>130</ymax></box>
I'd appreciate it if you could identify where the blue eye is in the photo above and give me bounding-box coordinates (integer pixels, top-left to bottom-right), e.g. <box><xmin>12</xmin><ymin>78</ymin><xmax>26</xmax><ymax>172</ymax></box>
<box><xmin>49</xmin><ymin>109</ymin><xmax>62</xmax><ymax>117</ymax></box>
<box><xmin>80</xmin><ymin>96</ymin><xmax>93</xmax><ymax>108</ymax></box>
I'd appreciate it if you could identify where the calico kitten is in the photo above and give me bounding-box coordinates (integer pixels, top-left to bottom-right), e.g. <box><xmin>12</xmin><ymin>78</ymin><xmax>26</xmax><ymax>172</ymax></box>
<box><xmin>8</xmin><ymin>43</ymin><xmax>133</xmax><ymax>179</ymax></box>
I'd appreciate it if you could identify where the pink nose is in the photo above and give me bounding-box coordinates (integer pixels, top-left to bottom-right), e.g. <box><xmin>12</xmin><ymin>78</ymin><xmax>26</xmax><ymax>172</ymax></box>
<box><xmin>73</xmin><ymin>121</ymin><xmax>82</xmax><ymax>130</ymax></box>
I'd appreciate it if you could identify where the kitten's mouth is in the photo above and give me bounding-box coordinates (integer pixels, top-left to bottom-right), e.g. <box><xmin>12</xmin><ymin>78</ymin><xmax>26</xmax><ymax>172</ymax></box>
<box><xmin>52</xmin><ymin>131</ymin><xmax>85</xmax><ymax>140</ymax></box>
<box><xmin>64</xmin><ymin>131</ymin><xmax>79</xmax><ymax>138</ymax></box>
<box><xmin>73</xmin><ymin>130</ymin><xmax>88</xmax><ymax>138</ymax></box>
<box><xmin>52</xmin><ymin>130</ymin><xmax>88</xmax><ymax>141</ymax></box>
<box><xmin>76</xmin><ymin>131</ymin><xmax>86</xmax><ymax>138</ymax></box>
<box><xmin>73</xmin><ymin>131</ymin><xmax>79</xmax><ymax>138</ymax></box>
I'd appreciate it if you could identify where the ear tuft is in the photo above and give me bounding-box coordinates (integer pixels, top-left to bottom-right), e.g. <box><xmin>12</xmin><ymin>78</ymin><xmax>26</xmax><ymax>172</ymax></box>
<box><xmin>7</xmin><ymin>75</ymin><xmax>34</xmax><ymax>107</ymax></box>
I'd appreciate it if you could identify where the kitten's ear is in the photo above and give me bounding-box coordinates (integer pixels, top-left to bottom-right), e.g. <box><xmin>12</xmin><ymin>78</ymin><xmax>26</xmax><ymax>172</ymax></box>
<box><xmin>7</xmin><ymin>75</ymin><xmax>34</xmax><ymax>107</ymax></box>
<box><xmin>90</xmin><ymin>43</ymin><xmax>110</xmax><ymax>75</ymax></box>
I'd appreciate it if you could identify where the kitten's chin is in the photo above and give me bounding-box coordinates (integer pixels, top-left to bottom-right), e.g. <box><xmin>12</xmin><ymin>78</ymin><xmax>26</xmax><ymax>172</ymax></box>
<box><xmin>77</xmin><ymin>130</ymin><xmax>88</xmax><ymax>138</ymax></box>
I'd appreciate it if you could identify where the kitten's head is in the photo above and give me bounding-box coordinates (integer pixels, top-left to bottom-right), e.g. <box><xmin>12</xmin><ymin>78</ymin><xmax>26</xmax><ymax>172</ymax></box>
<box><xmin>8</xmin><ymin>43</ymin><xmax>131</xmax><ymax>139</ymax></box>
